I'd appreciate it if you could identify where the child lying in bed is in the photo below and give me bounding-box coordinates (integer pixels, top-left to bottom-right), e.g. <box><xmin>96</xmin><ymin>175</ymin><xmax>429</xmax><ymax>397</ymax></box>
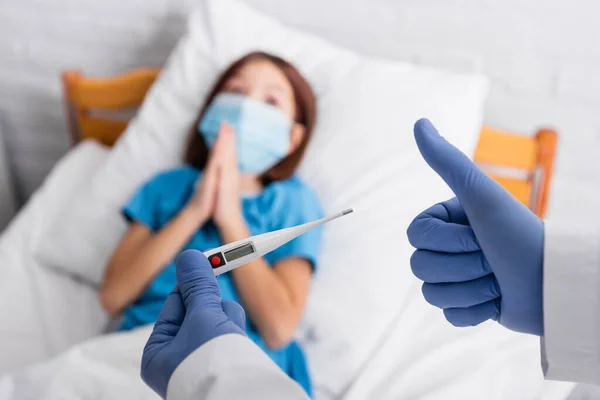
<box><xmin>99</xmin><ymin>51</ymin><xmax>323</xmax><ymax>397</ymax></box>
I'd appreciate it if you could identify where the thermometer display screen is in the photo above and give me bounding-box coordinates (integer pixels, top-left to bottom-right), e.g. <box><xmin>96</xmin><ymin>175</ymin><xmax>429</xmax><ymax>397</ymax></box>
<box><xmin>224</xmin><ymin>243</ymin><xmax>255</xmax><ymax>262</ymax></box>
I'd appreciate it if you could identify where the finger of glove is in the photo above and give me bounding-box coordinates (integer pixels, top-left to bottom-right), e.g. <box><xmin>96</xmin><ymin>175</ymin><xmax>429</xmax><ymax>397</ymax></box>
<box><xmin>422</xmin><ymin>198</ymin><xmax>469</xmax><ymax>225</ymax></box>
<box><xmin>141</xmin><ymin>286</ymin><xmax>185</xmax><ymax>397</ymax></box>
<box><xmin>413</xmin><ymin>119</ymin><xmax>513</xmax><ymax>220</ymax></box>
<box><xmin>422</xmin><ymin>274</ymin><xmax>501</xmax><ymax>309</ymax></box>
<box><xmin>176</xmin><ymin>249</ymin><xmax>222</xmax><ymax>311</ymax></box>
<box><xmin>414</xmin><ymin>119</ymin><xmax>493</xmax><ymax>202</ymax></box>
<box><xmin>153</xmin><ymin>286</ymin><xmax>185</xmax><ymax>335</ymax></box>
<box><xmin>407</xmin><ymin>210</ymin><xmax>479</xmax><ymax>253</ymax></box>
<box><xmin>221</xmin><ymin>300</ymin><xmax>246</xmax><ymax>330</ymax></box>
<box><xmin>411</xmin><ymin>249</ymin><xmax>492</xmax><ymax>283</ymax></box>
<box><xmin>443</xmin><ymin>299</ymin><xmax>501</xmax><ymax>327</ymax></box>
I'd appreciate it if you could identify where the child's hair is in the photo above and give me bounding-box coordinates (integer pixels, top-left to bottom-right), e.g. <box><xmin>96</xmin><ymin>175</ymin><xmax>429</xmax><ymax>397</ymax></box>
<box><xmin>185</xmin><ymin>51</ymin><xmax>317</xmax><ymax>184</ymax></box>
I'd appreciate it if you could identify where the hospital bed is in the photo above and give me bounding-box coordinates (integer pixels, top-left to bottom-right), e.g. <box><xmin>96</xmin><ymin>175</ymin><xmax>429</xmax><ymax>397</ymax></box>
<box><xmin>0</xmin><ymin>1</ymin><xmax>572</xmax><ymax>398</ymax></box>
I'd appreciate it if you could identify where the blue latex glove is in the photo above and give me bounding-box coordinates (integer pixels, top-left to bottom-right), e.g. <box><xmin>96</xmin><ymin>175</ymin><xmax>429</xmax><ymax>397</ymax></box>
<box><xmin>141</xmin><ymin>249</ymin><xmax>247</xmax><ymax>398</ymax></box>
<box><xmin>407</xmin><ymin>119</ymin><xmax>544</xmax><ymax>336</ymax></box>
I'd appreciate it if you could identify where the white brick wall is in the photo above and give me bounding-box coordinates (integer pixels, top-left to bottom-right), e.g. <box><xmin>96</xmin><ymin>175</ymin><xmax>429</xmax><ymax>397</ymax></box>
<box><xmin>1</xmin><ymin>0</ymin><xmax>598</xmax><ymax>219</ymax></box>
<box><xmin>0</xmin><ymin>0</ymin><xmax>190</xmax><ymax>201</ymax></box>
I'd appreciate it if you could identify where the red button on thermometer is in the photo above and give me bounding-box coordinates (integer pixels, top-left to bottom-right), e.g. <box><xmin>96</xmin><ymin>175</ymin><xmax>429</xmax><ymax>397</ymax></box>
<box><xmin>205</xmin><ymin>208</ymin><xmax>354</xmax><ymax>277</ymax></box>
<box><xmin>210</xmin><ymin>255</ymin><xmax>224</xmax><ymax>267</ymax></box>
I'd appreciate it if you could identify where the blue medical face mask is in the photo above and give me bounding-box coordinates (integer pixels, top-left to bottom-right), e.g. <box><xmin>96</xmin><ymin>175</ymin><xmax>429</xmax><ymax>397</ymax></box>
<box><xmin>198</xmin><ymin>93</ymin><xmax>293</xmax><ymax>174</ymax></box>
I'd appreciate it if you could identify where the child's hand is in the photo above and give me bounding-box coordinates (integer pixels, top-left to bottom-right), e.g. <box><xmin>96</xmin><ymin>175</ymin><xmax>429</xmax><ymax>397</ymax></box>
<box><xmin>213</xmin><ymin>123</ymin><xmax>244</xmax><ymax>231</ymax></box>
<box><xmin>188</xmin><ymin>126</ymin><xmax>225</xmax><ymax>224</ymax></box>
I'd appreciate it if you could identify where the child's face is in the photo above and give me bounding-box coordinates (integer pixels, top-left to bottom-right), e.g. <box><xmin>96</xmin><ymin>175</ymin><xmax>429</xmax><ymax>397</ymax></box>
<box><xmin>221</xmin><ymin>59</ymin><xmax>297</xmax><ymax>122</ymax></box>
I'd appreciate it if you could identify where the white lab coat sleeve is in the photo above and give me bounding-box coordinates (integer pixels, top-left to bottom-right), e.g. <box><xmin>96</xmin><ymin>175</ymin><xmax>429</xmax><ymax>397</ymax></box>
<box><xmin>542</xmin><ymin>219</ymin><xmax>600</xmax><ymax>384</ymax></box>
<box><xmin>166</xmin><ymin>334</ymin><xmax>310</xmax><ymax>400</ymax></box>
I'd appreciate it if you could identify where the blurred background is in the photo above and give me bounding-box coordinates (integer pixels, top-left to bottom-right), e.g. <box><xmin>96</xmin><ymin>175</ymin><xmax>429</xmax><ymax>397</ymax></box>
<box><xmin>0</xmin><ymin>0</ymin><xmax>598</xmax><ymax>398</ymax></box>
<box><xmin>1</xmin><ymin>0</ymin><xmax>598</xmax><ymax>220</ymax></box>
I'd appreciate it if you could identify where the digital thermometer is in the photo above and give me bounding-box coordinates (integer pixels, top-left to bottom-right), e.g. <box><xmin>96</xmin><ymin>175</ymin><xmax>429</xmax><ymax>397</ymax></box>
<box><xmin>205</xmin><ymin>208</ymin><xmax>354</xmax><ymax>276</ymax></box>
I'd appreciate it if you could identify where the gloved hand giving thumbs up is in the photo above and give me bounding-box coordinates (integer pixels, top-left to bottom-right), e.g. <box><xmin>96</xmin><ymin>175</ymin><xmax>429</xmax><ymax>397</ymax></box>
<box><xmin>407</xmin><ymin>119</ymin><xmax>544</xmax><ymax>336</ymax></box>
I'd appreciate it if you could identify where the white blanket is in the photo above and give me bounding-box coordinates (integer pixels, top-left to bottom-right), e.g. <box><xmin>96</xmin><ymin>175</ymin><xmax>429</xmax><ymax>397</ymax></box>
<box><xmin>0</xmin><ymin>319</ymin><xmax>575</xmax><ymax>400</ymax></box>
<box><xmin>0</xmin><ymin>327</ymin><xmax>157</xmax><ymax>400</ymax></box>
<box><xmin>0</xmin><ymin>141</ymin><xmax>110</xmax><ymax>374</ymax></box>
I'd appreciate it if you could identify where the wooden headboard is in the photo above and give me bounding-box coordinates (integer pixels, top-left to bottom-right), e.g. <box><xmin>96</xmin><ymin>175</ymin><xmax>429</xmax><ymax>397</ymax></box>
<box><xmin>62</xmin><ymin>68</ymin><xmax>558</xmax><ymax>218</ymax></box>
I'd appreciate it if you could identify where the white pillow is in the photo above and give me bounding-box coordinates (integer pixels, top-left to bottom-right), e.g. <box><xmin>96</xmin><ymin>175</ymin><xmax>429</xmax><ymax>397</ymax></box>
<box><xmin>1</xmin><ymin>140</ymin><xmax>108</xmax><ymax>255</ymax></box>
<box><xmin>35</xmin><ymin>0</ymin><xmax>489</xmax><ymax>393</ymax></box>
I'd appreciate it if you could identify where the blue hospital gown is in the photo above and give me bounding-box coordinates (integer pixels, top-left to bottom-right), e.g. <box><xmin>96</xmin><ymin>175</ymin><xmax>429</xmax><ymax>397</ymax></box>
<box><xmin>118</xmin><ymin>166</ymin><xmax>323</xmax><ymax>397</ymax></box>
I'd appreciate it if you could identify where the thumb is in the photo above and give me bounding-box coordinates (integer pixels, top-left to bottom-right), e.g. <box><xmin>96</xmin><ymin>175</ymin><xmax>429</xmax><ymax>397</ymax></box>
<box><xmin>176</xmin><ymin>249</ymin><xmax>222</xmax><ymax>311</ymax></box>
<box><xmin>414</xmin><ymin>118</ymin><xmax>493</xmax><ymax>203</ymax></box>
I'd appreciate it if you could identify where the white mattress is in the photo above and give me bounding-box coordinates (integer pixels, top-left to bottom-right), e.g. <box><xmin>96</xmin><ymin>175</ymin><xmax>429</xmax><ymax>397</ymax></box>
<box><xmin>0</xmin><ymin>141</ymin><xmax>111</xmax><ymax>374</ymax></box>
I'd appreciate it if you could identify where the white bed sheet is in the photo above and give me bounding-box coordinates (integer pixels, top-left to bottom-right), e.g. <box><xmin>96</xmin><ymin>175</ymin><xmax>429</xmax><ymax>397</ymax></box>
<box><xmin>341</xmin><ymin>284</ymin><xmax>576</xmax><ymax>400</ymax></box>
<box><xmin>0</xmin><ymin>141</ymin><xmax>110</xmax><ymax>374</ymax></box>
<box><xmin>0</xmin><ymin>266</ymin><xmax>576</xmax><ymax>400</ymax></box>
<box><xmin>0</xmin><ymin>326</ymin><xmax>157</xmax><ymax>400</ymax></box>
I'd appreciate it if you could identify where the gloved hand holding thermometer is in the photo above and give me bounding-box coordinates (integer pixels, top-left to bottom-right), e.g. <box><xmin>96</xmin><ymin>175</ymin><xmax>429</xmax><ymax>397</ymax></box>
<box><xmin>141</xmin><ymin>210</ymin><xmax>352</xmax><ymax>398</ymax></box>
<box><xmin>407</xmin><ymin>119</ymin><xmax>544</xmax><ymax>336</ymax></box>
<box><xmin>141</xmin><ymin>250</ymin><xmax>247</xmax><ymax>399</ymax></box>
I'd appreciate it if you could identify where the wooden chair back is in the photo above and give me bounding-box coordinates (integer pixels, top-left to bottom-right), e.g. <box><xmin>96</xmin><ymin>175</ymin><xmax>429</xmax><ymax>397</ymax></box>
<box><xmin>474</xmin><ymin>126</ymin><xmax>558</xmax><ymax>218</ymax></box>
<box><xmin>62</xmin><ymin>68</ymin><xmax>160</xmax><ymax>146</ymax></box>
